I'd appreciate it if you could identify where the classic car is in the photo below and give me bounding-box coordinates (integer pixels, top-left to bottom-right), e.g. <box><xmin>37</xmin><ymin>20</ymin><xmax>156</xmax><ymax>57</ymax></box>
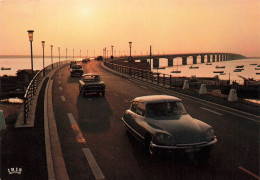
<box><xmin>70</xmin><ymin>64</ymin><xmax>84</xmax><ymax>77</ymax></box>
<box><xmin>122</xmin><ymin>95</ymin><xmax>217</xmax><ymax>157</ymax></box>
<box><xmin>70</xmin><ymin>61</ymin><xmax>77</xmax><ymax>67</ymax></box>
<box><xmin>78</xmin><ymin>73</ymin><xmax>105</xmax><ymax>96</ymax></box>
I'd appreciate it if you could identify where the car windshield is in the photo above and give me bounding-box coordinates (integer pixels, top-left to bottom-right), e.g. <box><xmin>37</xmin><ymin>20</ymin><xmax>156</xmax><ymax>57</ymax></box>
<box><xmin>71</xmin><ymin>65</ymin><xmax>82</xmax><ymax>69</ymax></box>
<box><xmin>83</xmin><ymin>75</ymin><xmax>100</xmax><ymax>82</ymax></box>
<box><xmin>146</xmin><ymin>101</ymin><xmax>187</xmax><ymax>118</ymax></box>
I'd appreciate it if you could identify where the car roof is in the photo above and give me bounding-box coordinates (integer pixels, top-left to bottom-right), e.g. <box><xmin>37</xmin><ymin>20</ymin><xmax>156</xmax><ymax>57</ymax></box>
<box><xmin>132</xmin><ymin>95</ymin><xmax>181</xmax><ymax>104</ymax></box>
<box><xmin>82</xmin><ymin>73</ymin><xmax>100</xmax><ymax>76</ymax></box>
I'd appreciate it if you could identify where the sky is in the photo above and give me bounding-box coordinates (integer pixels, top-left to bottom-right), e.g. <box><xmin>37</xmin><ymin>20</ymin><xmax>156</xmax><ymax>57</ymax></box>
<box><xmin>0</xmin><ymin>0</ymin><xmax>259</xmax><ymax>57</ymax></box>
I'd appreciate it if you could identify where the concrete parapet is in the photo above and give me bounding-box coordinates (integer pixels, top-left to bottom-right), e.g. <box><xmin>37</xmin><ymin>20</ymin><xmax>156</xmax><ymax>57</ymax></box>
<box><xmin>228</xmin><ymin>89</ymin><xmax>238</xmax><ymax>102</ymax></box>
<box><xmin>183</xmin><ymin>80</ymin><xmax>189</xmax><ymax>89</ymax></box>
<box><xmin>199</xmin><ymin>84</ymin><xmax>207</xmax><ymax>94</ymax></box>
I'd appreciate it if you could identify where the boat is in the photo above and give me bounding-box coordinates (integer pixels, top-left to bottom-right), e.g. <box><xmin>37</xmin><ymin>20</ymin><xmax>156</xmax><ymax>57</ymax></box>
<box><xmin>255</xmin><ymin>68</ymin><xmax>260</xmax><ymax>70</ymax></box>
<box><xmin>213</xmin><ymin>71</ymin><xmax>224</xmax><ymax>73</ymax></box>
<box><xmin>215</xmin><ymin>65</ymin><xmax>225</xmax><ymax>69</ymax></box>
<box><xmin>220</xmin><ymin>73</ymin><xmax>226</xmax><ymax>75</ymax></box>
<box><xmin>189</xmin><ymin>66</ymin><xmax>199</xmax><ymax>69</ymax></box>
<box><xmin>250</xmin><ymin>64</ymin><xmax>257</xmax><ymax>65</ymax></box>
<box><xmin>1</xmin><ymin>67</ymin><xmax>11</xmax><ymax>70</ymax></box>
<box><xmin>257</xmin><ymin>65</ymin><xmax>260</xmax><ymax>67</ymax></box>
<box><xmin>236</xmin><ymin>65</ymin><xmax>244</xmax><ymax>68</ymax></box>
<box><xmin>171</xmin><ymin>70</ymin><xmax>181</xmax><ymax>73</ymax></box>
<box><xmin>256</xmin><ymin>73</ymin><xmax>260</xmax><ymax>75</ymax></box>
<box><xmin>206</xmin><ymin>63</ymin><xmax>212</xmax><ymax>65</ymax></box>
<box><xmin>234</xmin><ymin>69</ymin><xmax>242</xmax><ymax>72</ymax></box>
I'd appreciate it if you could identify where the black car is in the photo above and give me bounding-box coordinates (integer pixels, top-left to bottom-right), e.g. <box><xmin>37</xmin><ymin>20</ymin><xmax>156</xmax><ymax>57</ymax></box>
<box><xmin>78</xmin><ymin>73</ymin><xmax>105</xmax><ymax>96</ymax></box>
<box><xmin>70</xmin><ymin>64</ymin><xmax>83</xmax><ymax>77</ymax></box>
<box><xmin>122</xmin><ymin>95</ymin><xmax>217</xmax><ymax>157</ymax></box>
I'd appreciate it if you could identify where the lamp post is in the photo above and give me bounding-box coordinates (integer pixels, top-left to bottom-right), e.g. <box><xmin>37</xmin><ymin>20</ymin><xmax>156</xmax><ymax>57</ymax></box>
<box><xmin>66</xmin><ymin>48</ymin><xmax>67</xmax><ymax>60</ymax></box>
<box><xmin>80</xmin><ymin>49</ymin><xmax>81</xmax><ymax>59</ymax></box>
<box><xmin>50</xmin><ymin>45</ymin><xmax>53</xmax><ymax>69</ymax></box>
<box><xmin>58</xmin><ymin>47</ymin><xmax>60</xmax><ymax>65</ymax></box>
<box><xmin>27</xmin><ymin>30</ymin><xmax>34</xmax><ymax>79</ymax></box>
<box><xmin>111</xmin><ymin>46</ymin><xmax>114</xmax><ymax>60</ymax></box>
<box><xmin>41</xmin><ymin>41</ymin><xmax>45</xmax><ymax>76</ymax></box>
<box><xmin>73</xmin><ymin>49</ymin><xmax>74</xmax><ymax>60</ymax></box>
<box><xmin>129</xmin><ymin>42</ymin><xmax>132</xmax><ymax>57</ymax></box>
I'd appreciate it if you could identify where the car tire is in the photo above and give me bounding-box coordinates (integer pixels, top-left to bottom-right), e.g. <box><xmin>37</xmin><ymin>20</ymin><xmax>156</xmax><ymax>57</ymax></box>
<box><xmin>102</xmin><ymin>91</ymin><xmax>105</xmax><ymax>96</ymax></box>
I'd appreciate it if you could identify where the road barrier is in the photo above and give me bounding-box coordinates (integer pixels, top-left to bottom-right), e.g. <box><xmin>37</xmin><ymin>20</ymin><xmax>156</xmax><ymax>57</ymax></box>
<box><xmin>103</xmin><ymin>61</ymin><xmax>229</xmax><ymax>90</ymax></box>
<box><xmin>23</xmin><ymin>60</ymin><xmax>70</xmax><ymax>124</ymax></box>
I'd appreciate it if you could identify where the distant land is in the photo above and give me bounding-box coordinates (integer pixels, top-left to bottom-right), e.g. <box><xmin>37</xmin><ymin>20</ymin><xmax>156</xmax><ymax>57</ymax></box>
<box><xmin>0</xmin><ymin>55</ymin><xmax>74</xmax><ymax>58</ymax></box>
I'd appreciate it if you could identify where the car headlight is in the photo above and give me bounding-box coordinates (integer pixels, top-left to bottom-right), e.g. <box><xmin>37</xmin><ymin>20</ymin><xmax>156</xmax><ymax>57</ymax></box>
<box><xmin>204</xmin><ymin>129</ymin><xmax>214</xmax><ymax>142</ymax></box>
<box><xmin>154</xmin><ymin>133</ymin><xmax>173</xmax><ymax>145</ymax></box>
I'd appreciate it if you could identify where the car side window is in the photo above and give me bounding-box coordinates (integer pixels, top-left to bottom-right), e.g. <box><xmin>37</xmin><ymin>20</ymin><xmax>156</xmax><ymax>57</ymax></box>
<box><xmin>136</xmin><ymin>102</ymin><xmax>145</xmax><ymax>116</ymax></box>
<box><xmin>131</xmin><ymin>102</ymin><xmax>138</xmax><ymax>113</ymax></box>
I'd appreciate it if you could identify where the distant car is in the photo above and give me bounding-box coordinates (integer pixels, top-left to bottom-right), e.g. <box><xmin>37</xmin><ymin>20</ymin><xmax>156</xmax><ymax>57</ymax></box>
<box><xmin>70</xmin><ymin>64</ymin><xmax>83</xmax><ymax>77</ymax></box>
<box><xmin>78</xmin><ymin>73</ymin><xmax>105</xmax><ymax>96</ymax></box>
<box><xmin>70</xmin><ymin>61</ymin><xmax>77</xmax><ymax>68</ymax></box>
<box><xmin>122</xmin><ymin>95</ymin><xmax>217</xmax><ymax>157</ymax></box>
<box><xmin>96</xmin><ymin>56</ymin><xmax>103</xmax><ymax>61</ymax></box>
<box><xmin>82</xmin><ymin>58</ymin><xmax>89</xmax><ymax>63</ymax></box>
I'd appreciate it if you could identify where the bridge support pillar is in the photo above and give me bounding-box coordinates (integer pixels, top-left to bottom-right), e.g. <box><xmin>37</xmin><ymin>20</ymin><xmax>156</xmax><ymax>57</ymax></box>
<box><xmin>220</xmin><ymin>54</ymin><xmax>223</xmax><ymax>61</ymax></box>
<box><xmin>207</xmin><ymin>55</ymin><xmax>211</xmax><ymax>62</ymax></box>
<box><xmin>182</xmin><ymin>57</ymin><xmax>187</xmax><ymax>65</ymax></box>
<box><xmin>217</xmin><ymin>54</ymin><xmax>219</xmax><ymax>62</ymax></box>
<box><xmin>212</xmin><ymin>55</ymin><xmax>215</xmax><ymax>62</ymax></box>
<box><xmin>201</xmin><ymin>55</ymin><xmax>205</xmax><ymax>63</ymax></box>
<box><xmin>153</xmin><ymin>58</ymin><xmax>159</xmax><ymax>68</ymax></box>
<box><xmin>168</xmin><ymin>58</ymin><xmax>173</xmax><ymax>67</ymax></box>
<box><xmin>192</xmin><ymin>56</ymin><xmax>197</xmax><ymax>64</ymax></box>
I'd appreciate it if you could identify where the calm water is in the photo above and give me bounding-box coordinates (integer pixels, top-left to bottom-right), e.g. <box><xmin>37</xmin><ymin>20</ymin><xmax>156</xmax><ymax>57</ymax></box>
<box><xmin>149</xmin><ymin>58</ymin><xmax>260</xmax><ymax>85</ymax></box>
<box><xmin>0</xmin><ymin>57</ymin><xmax>74</xmax><ymax>76</ymax></box>
<box><xmin>1</xmin><ymin>57</ymin><xmax>260</xmax><ymax>85</ymax></box>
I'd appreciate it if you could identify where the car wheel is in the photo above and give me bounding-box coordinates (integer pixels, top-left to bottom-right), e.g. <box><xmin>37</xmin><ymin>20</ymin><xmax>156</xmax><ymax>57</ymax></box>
<box><xmin>102</xmin><ymin>91</ymin><xmax>105</xmax><ymax>96</ymax></box>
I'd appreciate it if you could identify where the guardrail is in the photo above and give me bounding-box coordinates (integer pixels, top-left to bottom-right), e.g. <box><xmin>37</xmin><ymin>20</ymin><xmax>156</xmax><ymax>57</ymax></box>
<box><xmin>104</xmin><ymin>61</ymin><xmax>230</xmax><ymax>90</ymax></box>
<box><xmin>23</xmin><ymin>60</ymin><xmax>70</xmax><ymax>124</ymax></box>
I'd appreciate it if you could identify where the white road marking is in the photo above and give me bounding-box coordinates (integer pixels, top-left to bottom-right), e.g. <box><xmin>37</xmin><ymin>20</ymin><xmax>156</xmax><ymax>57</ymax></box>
<box><xmin>59</xmin><ymin>87</ymin><xmax>62</xmax><ymax>91</ymax></box>
<box><xmin>67</xmin><ymin>113</ymin><xmax>86</xmax><ymax>144</ymax></box>
<box><xmin>61</xmin><ymin>96</ymin><xmax>66</xmax><ymax>102</ymax></box>
<box><xmin>239</xmin><ymin>167</ymin><xmax>259</xmax><ymax>179</ymax></box>
<box><xmin>200</xmin><ymin>107</ymin><xmax>223</xmax><ymax>115</ymax></box>
<box><xmin>59</xmin><ymin>69</ymin><xmax>64</xmax><ymax>79</ymax></box>
<box><xmin>82</xmin><ymin>148</ymin><xmax>105</xmax><ymax>180</ymax></box>
<box><xmin>139</xmin><ymin>85</ymin><xmax>147</xmax><ymax>89</ymax></box>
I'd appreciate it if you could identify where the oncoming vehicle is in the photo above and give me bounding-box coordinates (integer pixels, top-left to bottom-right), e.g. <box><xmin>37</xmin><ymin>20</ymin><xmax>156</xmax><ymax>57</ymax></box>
<box><xmin>122</xmin><ymin>95</ymin><xmax>217</xmax><ymax>157</ymax></box>
<box><xmin>70</xmin><ymin>64</ymin><xmax>83</xmax><ymax>77</ymax></box>
<box><xmin>78</xmin><ymin>73</ymin><xmax>105</xmax><ymax>96</ymax></box>
<box><xmin>70</xmin><ymin>61</ymin><xmax>77</xmax><ymax>67</ymax></box>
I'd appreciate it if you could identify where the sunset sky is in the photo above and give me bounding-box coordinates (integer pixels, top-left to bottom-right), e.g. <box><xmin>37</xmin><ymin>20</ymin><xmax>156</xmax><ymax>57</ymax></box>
<box><xmin>0</xmin><ymin>0</ymin><xmax>259</xmax><ymax>57</ymax></box>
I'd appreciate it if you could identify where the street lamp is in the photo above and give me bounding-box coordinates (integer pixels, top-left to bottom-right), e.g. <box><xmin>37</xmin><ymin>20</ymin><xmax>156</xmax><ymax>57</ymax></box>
<box><xmin>66</xmin><ymin>48</ymin><xmax>67</xmax><ymax>60</ymax></box>
<box><xmin>129</xmin><ymin>42</ymin><xmax>132</xmax><ymax>57</ymax></box>
<box><xmin>58</xmin><ymin>47</ymin><xmax>60</xmax><ymax>65</ymax></box>
<box><xmin>27</xmin><ymin>30</ymin><xmax>34</xmax><ymax>79</ymax></box>
<box><xmin>80</xmin><ymin>49</ymin><xmax>81</xmax><ymax>59</ymax></box>
<box><xmin>73</xmin><ymin>49</ymin><xmax>74</xmax><ymax>60</ymax></box>
<box><xmin>111</xmin><ymin>46</ymin><xmax>114</xmax><ymax>60</ymax></box>
<box><xmin>41</xmin><ymin>41</ymin><xmax>45</xmax><ymax>76</ymax></box>
<box><xmin>50</xmin><ymin>45</ymin><xmax>53</xmax><ymax>69</ymax></box>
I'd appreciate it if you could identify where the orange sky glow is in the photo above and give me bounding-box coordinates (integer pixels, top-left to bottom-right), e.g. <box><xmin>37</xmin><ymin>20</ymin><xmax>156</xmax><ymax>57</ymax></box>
<box><xmin>0</xmin><ymin>0</ymin><xmax>259</xmax><ymax>57</ymax></box>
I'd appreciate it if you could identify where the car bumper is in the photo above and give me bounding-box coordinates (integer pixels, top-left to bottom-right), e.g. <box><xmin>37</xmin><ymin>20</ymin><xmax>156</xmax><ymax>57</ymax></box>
<box><xmin>150</xmin><ymin>137</ymin><xmax>217</xmax><ymax>152</ymax></box>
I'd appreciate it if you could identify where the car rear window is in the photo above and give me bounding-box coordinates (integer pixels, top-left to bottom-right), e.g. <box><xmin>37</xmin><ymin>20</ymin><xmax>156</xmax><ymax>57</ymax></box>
<box><xmin>83</xmin><ymin>75</ymin><xmax>100</xmax><ymax>82</ymax></box>
<box><xmin>146</xmin><ymin>102</ymin><xmax>187</xmax><ymax>118</ymax></box>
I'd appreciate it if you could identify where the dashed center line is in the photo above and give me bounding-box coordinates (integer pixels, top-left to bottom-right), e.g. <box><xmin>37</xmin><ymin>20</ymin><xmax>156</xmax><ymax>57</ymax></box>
<box><xmin>59</xmin><ymin>87</ymin><xmax>62</xmax><ymax>91</ymax></box>
<box><xmin>139</xmin><ymin>85</ymin><xmax>147</xmax><ymax>89</ymax></box>
<box><xmin>61</xmin><ymin>96</ymin><xmax>66</xmax><ymax>102</ymax></box>
<box><xmin>82</xmin><ymin>148</ymin><xmax>105</xmax><ymax>180</ymax></box>
<box><xmin>200</xmin><ymin>107</ymin><xmax>222</xmax><ymax>115</ymax></box>
<box><xmin>67</xmin><ymin>113</ymin><xmax>86</xmax><ymax>144</ymax></box>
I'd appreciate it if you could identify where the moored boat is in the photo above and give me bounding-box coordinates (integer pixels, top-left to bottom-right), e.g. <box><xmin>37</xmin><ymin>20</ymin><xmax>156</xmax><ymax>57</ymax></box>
<box><xmin>215</xmin><ymin>65</ymin><xmax>225</xmax><ymax>69</ymax></box>
<box><xmin>189</xmin><ymin>66</ymin><xmax>199</xmax><ymax>69</ymax></box>
<box><xmin>206</xmin><ymin>63</ymin><xmax>212</xmax><ymax>65</ymax></box>
<box><xmin>171</xmin><ymin>70</ymin><xmax>181</xmax><ymax>73</ymax></box>
<box><xmin>1</xmin><ymin>67</ymin><xmax>11</xmax><ymax>70</ymax></box>
<box><xmin>255</xmin><ymin>68</ymin><xmax>260</xmax><ymax>70</ymax></box>
<box><xmin>213</xmin><ymin>71</ymin><xmax>224</xmax><ymax>73</ymax></box>
<box><xmin>234</xmin><ymin>69</ymin><xmax>242</xmax><ymax>72</ymax></box>
<box><xmin>236</xmin><ymin>65</ymin><xmax>244</xmax><ymax>68</ymax></box>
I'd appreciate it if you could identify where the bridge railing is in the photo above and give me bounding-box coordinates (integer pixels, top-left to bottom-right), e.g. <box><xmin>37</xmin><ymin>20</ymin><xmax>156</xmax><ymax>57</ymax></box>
<box><xmin>23</xmin><ymin>60</ymin><xmax>70</xmax><ymax>124</ymax></box>
<box><xmin>104</xmin><ymin>61</ymin><xmax>230</xmax><ymax>91</ymax></box>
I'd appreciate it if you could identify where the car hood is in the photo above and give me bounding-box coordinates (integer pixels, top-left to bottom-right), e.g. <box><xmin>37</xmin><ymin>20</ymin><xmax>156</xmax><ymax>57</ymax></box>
<box><xmin>147</xmin><ymin>114</ymin><xmax>205</xmax><ymax>144</ymax></box>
